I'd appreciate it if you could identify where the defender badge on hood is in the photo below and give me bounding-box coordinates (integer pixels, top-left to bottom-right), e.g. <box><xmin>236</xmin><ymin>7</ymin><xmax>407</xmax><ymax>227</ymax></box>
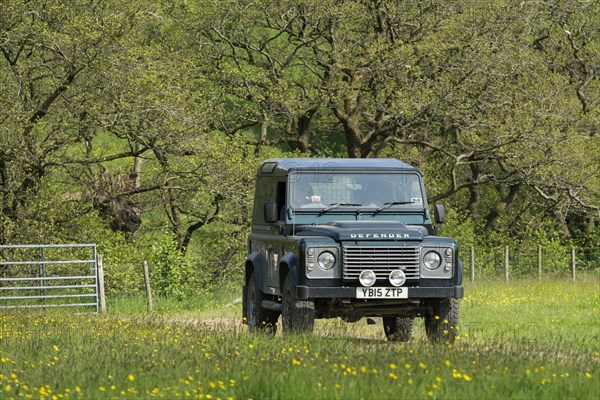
<box><xmin>350</xmin><ymin>233</ymin><xmax>410</xmax><ymax>239</ymax></box>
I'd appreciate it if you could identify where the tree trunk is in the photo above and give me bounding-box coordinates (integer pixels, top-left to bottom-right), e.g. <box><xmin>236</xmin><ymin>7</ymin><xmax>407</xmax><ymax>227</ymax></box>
<box><xmin>485</xmin><ymin>184</ymin><xmax>520</xmax><ymax>230</ymax></box>
<box><xmin>466</xmin><ymin>164</ymin><xmax>481</xmax><ymax>218</ymax></box>
<box><xmin>554</xmin><ymin>208</ymin><xmax>572</xmax><ymax>239</ymax></box>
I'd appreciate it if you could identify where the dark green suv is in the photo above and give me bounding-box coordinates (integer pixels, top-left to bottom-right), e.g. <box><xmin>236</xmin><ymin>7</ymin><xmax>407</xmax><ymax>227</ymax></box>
<box><xmin>242</xmin><ymin>158</ymin><xmax>463</xmax><ymax>342</ymax></box>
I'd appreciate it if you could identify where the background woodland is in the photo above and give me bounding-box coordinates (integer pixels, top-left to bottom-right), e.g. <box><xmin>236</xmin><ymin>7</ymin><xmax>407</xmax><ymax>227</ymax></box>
<box><xmin>1</xmin><ymin>0</ymin><xmax>598</xmax><ymax>293</ymax></box>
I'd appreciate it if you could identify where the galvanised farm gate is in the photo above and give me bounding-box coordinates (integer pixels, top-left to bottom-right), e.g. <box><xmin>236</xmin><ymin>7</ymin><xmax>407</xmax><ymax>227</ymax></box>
<box><xmin>0</xmin><ymin>244</ymin><xmax>100</xmax><ymax>313</ymax></box>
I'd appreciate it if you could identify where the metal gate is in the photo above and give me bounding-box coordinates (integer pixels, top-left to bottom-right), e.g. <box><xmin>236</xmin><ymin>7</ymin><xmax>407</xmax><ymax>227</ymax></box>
<box><xmin>0</xmin><ymin>244</ymin><xmax>100</xmax><ymax>313</ymax></box>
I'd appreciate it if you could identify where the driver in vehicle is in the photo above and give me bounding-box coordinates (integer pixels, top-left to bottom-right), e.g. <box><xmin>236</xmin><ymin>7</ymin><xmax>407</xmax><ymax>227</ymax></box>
<box><xmin>292</xmin><ymin>183</ymin><xmax>322</xmax><ymax>207</ymax></box>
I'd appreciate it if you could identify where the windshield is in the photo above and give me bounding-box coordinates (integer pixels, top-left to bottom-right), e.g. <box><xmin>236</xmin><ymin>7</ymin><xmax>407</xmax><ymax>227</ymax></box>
<box><xmin>288</xmin><ymin>172</ymin><xmax>424</xmax><ymax>211</ymax></box>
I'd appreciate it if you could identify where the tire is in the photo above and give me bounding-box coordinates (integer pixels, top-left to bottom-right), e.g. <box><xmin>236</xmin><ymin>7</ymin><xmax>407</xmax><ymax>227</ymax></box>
<box><xmin>281</xmin><ymin>274</ymin><xmax>315</xmax><ymax>334</ymax></box>
<box><xmin>245</xmin><ymin>272</ymin><xmax>279</xmax><ymax>334</ymax></box>
<box><xmin>383</xmin><ymin>317</ymin><xmax>414</xmax><ymax>342</ymax></box>
<box><xmin>424</xmin><ymin>298</ymin><xmax>459</xmax><ymax>343</ymax></box>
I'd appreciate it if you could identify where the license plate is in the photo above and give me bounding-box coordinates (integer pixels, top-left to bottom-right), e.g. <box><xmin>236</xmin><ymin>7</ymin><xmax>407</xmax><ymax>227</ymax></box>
<box><xmin>356</xmin><ymin>287</ymin><xmax>408</xmax><ymax>299</ymax></box>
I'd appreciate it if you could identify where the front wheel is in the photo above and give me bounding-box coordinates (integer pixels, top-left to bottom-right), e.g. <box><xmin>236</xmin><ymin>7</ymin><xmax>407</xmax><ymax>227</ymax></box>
<box><xmin>424</xmin><ymin>298</ymin><xmax>459</xmax><ymax>343</ymax></box>
<box><xmin>281</xmin><ymin>274</ymin><xmax>315</xmax><ymax>334</ymax></box>
<box><xmin>383</xmin><ymin>317</ymin><xmax>414</xmax><ymax>342</ymax></box>
<box><xmin>244</xmin><ymin>272</ymin><xmax>279</xmax><ymax>334</ymax></box>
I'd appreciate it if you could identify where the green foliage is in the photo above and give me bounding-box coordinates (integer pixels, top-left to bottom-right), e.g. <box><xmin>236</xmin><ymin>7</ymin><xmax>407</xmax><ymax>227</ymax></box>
<box><xmin>187</xmin><ymin>223</ymin><xmax>247</xmax><ymax>289</ymax></box>
<box><xmin>0</xmin><ymin>0</ymin><xmax>598</xmax><ymax>298</ymax></box>
<box><xmin>525</xmin><ymin>229</ymin><xmax>572</xmax><ymax>274</ymax></box>
<box><xmin>437</xmin><ymin>208</ymin><xmax>479</xmax><ymax>249</ymax></box>
<box><xmin>440</xmin><ymin>206</ymin><xmax>599</xmax><ymax>278</ymax></box>
<box><xmin>148</xmin><ymin>239</ymin><xmax>193</xmax><ymax>300</ymax></box>
<box><xmin>67</xmin><ymin>212</ymin><xmax>145</xmax><ymax>294</ymax></box>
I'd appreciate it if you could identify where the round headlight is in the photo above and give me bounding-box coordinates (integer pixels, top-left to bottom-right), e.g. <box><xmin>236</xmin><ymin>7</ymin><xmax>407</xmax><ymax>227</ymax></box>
<box><xmin>359</xmin><ymin>270</ymin><xmax>377</xmax><ymax>287</ymax></box>
<box><xmin>317</xmin><ymin>251</ymin><xmax>336</xmax><ymax>270</ymax></box>
<box><xmin>389</xmin><ymin>270</ymin><xmax>406</xmax><ymax>287</ymax></box>
<box><xmin>424</xmin><ymin>251</ymin><xmax>442</xmax><ymax>270</ymax></box>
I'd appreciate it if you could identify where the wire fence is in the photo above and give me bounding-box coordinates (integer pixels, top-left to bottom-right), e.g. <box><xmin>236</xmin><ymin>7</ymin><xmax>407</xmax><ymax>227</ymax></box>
<box><xmin>466</xmin><ymin>245</ymin><xmax>599</xmax><ymax>282</ymax></box>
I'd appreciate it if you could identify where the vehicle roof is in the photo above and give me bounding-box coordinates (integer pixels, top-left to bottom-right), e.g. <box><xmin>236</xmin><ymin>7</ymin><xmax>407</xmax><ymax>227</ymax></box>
<box><xmin>258</xmin><ymin>158</ymin><xmax>420</xmax><ymax>176</ymax></box>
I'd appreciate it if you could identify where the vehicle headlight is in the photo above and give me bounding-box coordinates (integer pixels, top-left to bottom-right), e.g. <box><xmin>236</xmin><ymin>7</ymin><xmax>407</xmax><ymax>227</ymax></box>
<box><xmin>317</xmin><ymin>251</ymin><xmax>336</xmax><ymax>270</ymax></box>
<box><xmin>424</xmin><ymin>251</ymin><xmax>442</xmax><ymax>270</ymax></box>
<box><xmin>389</xmin><ymin>270</ymin><xmax>406</xmax><ymax>287</ymax></box>
<box><xmin>359</xmin><ymin>270</ymin><xmax>377</xmax><ymax>287</ymax></box>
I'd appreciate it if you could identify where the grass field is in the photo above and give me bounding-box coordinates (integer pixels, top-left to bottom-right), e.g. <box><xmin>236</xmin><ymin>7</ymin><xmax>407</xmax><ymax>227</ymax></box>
<box><xmin>1</xmin><ymin>278</ymin><xmax>598</xmax><ymax>399</ymax></box>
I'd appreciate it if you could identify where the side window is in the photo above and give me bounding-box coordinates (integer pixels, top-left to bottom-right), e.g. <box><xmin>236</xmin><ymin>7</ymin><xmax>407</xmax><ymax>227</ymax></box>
<box><xmin>276</xmin><ymin>181</ymin><xmax>286</xmax><ymax>220</ymax></box>
<box><xmin>252</xmin><ymin>176</ymin><xmax>278</xmax><ymax>224</ymax></box>
<box><xmin>252</xmin><ymin>177</ymin><xmax>266</xmax><ymax>223</ymax></box>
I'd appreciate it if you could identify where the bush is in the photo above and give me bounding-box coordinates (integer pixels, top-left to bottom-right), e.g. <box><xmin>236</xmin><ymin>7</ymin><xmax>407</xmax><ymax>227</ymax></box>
<box><xmin>437</xmin><ymin>207</ymin><xmax>479</xmax><ymax>249</ymax></box>
<box><xmin>149</xmin><ymin>240</ymin><xmax>193</xmax><ymax>300</ymax></box>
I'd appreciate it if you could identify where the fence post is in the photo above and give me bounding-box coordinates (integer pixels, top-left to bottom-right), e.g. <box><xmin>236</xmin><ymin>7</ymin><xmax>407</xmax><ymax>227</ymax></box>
<box><xmin>537</xmin><ymin>245</ymin><xmax>542</xmax><ymax>281</ymax></box>
<box><xmin>143</xmin><ymin>261</ymin><xmax>153</xmax><ymax>312</ymax></box>
<box><xmin>470</xmin><ymin>246</ymin><xmax>475</xmax><ymax>283</ymax></box>
<box><xmin>571</xmin><ymin>248</ymin><xmax>576</xmax><ymax>282</ymax></box>
<box><xmin>40</xmin><ymin>247</ymin><xmax>47</xmax><ymax>310</ymax></box>
<box><xmin>97</xmin><ymin>255</ymin><xmax>106</xmax><ymax>313</ymax></box>
<box><xmin>504</xmin><ymin>245</ymin><xmax>509</xmax><ymax>283</ymax></box>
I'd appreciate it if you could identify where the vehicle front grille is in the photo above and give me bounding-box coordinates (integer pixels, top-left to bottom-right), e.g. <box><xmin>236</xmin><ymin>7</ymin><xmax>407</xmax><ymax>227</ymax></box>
<box><xmin>342</xmin><ymin>246</ymin><xmax>420</xmax><ymax>280</ymax></box>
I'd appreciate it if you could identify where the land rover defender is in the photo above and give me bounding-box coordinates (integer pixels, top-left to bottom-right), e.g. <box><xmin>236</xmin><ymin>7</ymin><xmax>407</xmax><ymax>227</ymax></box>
<box><xmin>242</xmin><ymin>158</ymin><xmax>463</xmax><ymax>342</ymax></box>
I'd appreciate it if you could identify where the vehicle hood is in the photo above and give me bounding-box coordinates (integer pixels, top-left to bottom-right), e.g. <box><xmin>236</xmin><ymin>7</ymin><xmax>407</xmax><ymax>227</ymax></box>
<box><xmin>295</xmin><ymin>221</ymin><xmax>423</xmax><ymax>241</ymax></box>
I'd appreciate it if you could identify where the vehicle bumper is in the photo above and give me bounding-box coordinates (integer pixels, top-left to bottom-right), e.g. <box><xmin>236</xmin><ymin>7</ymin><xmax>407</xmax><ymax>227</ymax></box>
<box><xmin>296</xmin><ymin>285</ymin><xmax>463</xmax><ymax>299</ymax></box>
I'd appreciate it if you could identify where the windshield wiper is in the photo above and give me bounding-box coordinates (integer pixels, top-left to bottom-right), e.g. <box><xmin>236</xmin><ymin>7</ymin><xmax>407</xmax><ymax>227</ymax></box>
<box><xmin>373</xmin><ymin>201</ymin><xmax>415</xmax><ymax>215</ymax></box>
<box><xmin>319</xmin><ymin>202</ymin><xmax>362</xmax><ymax>215</ymax></box>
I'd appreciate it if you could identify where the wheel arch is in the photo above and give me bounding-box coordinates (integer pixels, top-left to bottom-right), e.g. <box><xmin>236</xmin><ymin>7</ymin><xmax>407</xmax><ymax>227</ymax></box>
<box><xmin>246</xmin><ymin>251</ymin><xmax>265</xmax><ymax>288</ymax></box>
<box><xmin>245</xmin><ymin>260</ymin><xmax>254</xmax><ymax>285</ymax></box>
<box><xmin>279</xmin><ymin>251</ymin><xmax>299</xmax><ymax>290</ymax></box>
<box><xmin>456</xmin><ymin>259</ymin><xmax>463</xmax><ymax>286</ymax></box>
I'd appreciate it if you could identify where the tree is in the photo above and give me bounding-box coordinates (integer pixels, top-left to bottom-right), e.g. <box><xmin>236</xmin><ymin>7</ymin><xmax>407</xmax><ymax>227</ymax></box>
<box><xmin>1</xmin><ymin>0</ymin><xmax>597</xmax><ymax>271</ymax></box>
<box><xmin>184</xmin><ymin>0</ymin><xmax>599</xmax><ymax>239</ymax></box>
<box><xmin>0</xmin><ymin>0</ymin><xmax>262</xmax><ymax>257</ymax></box>
<box><xmin>0</xmin><ymin>0</ymin><xmax>142</xmax><ymax>243</ymax></box>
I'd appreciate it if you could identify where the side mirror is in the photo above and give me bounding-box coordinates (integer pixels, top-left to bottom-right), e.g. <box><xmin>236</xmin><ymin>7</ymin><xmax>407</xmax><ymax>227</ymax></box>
<box><xmin>264</xmin><ymin>202</ymin><xmax>278</xmax><ymax>223</ymax></box>
<box><xmin>434</xmin><ymin>203</ymin><xmax>446</xmax><ymax>225</ymax></box>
